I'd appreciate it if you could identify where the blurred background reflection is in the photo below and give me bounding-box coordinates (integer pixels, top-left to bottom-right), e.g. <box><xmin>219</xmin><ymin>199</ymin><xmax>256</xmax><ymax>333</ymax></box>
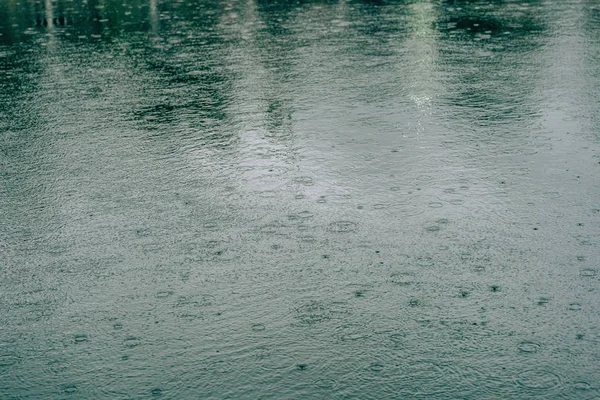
<box><xmin>1</xmin><ymin>0</ymin><xmax>599</xmax><ymax>398</ymax></box>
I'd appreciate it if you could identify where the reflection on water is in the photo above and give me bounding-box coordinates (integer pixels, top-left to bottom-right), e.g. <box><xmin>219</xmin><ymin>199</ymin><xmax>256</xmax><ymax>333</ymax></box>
<box><xmin>1</xmin><ymin>0</ymin><xmax>600</xmax><ymax>398</ymax></box>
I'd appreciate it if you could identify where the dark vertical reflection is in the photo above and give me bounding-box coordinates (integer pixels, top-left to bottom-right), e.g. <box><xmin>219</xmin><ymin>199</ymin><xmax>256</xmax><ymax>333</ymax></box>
<box><xmin>434</xmin><ymin>0</ymin><xmax>548</xmax><ymax>128</ymax></box>
<box><xmin>0</xmin><ymin>26</ymin><xmax>51</xmax><ymax>261</ymax></box>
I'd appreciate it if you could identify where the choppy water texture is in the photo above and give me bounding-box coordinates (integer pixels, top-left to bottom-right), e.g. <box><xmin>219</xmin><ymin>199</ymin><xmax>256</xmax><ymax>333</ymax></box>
<box><xmin>1</xmin><ymin>0</ymin><xmax>600</xmax><ymax>398</ymax></box>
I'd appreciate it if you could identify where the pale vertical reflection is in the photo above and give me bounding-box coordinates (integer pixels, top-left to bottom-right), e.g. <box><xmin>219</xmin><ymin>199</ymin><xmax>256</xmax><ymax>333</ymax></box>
<box><xmin>149</xmin><ymin>0</ymin><xmax>158</xmax><ymax>35</ymax></box>
<box><xmin>332</xmin><ymin>0</ymin><xmax>350</xmax><ymax>31</ymax></box>
<box><xmin>218</xmin><ymin>0</ymin><xmax>296</xmax><ymax>195</ymax></box>
<box><xmin>43</xmin><ymin>0</ymin><xmax>58</xmax><ymax>55</ymax></box>
<box><xmin>537</xmin><ymin>1</ymin><xmax>589</xmax><ymax>132</ymax></box>
<box><xmin>402</xmin><ymin>0</ymin><xmax>441</xmax><ymax>136</ymax></box>
<box><xmin>586</xmin><ymin>0</ymin><xmax>600</xmax><ymax>133</ymax></box>
<box><xmin>45</xmin><ymin>0</ymin><xmax>53</xmax><ymax>29</ymax></box>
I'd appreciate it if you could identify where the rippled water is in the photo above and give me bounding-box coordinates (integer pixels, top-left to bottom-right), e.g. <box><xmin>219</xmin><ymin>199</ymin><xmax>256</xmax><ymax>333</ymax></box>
<box><xmin>1</xmin><ymin>0</ymin><xmax>600</xmax><ymax>398</ymax></box>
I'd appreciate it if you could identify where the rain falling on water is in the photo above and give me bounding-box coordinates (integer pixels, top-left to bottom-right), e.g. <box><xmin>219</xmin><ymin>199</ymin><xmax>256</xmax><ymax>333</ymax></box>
<box><xmin>1</xmin><ymin>0</ymin><xmax>600</xmax><ymax>398</ymax></box>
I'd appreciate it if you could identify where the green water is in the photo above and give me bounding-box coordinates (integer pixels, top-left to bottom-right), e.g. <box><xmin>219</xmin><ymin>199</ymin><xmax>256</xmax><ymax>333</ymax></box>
<box><xmin>1</xmin><ymin>0</ymin><xmax>599</xmax><ymax>398</ymax></box>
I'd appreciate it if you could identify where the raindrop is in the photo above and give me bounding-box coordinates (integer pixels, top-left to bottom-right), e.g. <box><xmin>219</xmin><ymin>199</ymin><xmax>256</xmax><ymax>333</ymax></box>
<box><xmin>205</xmin><ymin>360</ymin><xmax>233</xmax><ymax>374</ymax></box>
<box><xmin>294</xmin><ymin>302</ymin><xmax>331</xmax><ymax>324</ymax></box>
<box><xmin>261</xmin><ymin>354</ymin><xmax>296</xmax><ymax>370</ymax></box>
<box><xmin>568</xmin><ymin>303</ymin><xmax>582</xmax><ymax>311</ymax></box>
<box><xmin>389</xmin><ymin>332</ymin><xmax>406</xmax><ymax>344</ymax></box>
<box><xmin>428</xmin><ymin>202</ymin><xmax>443</xmax><ymax>208</ymax></box>
<box><xmin>579</xmin><ymin>269</ymin><xmax>597</xmax><ymax>277</ymax></box>
<box><xmin>62</xmin><ymin>385</ymin><xmax>77</xmax><ymax>394</ymax></box>
<box><xmin>390</xmin><ymin>272</ymin><xmax>413</xmax><ymax>286</ymax></box>
<box><xmin>135</xmin><ymin>228</ymin><xmax>150</xmax><ymax>237</ymax></box>
<box><xmin>370</xmin><ymin>362</ymin><xmax>385</xmax><ymax>372</ymax></box>
<box><xmin>425</xmin><ymin>226</ymin><xmax>440</xmax><ymax>232</ymax></box>
<box><xmin>151</xmin><ymin>388</ymin><xmax>163</xmax><ymax>396</ymax></box>
<box><xmin>205</xmin><ymin>240</ymin><xmax>224</xmax><ymax>248</ymax></box>
<box><xmin>573</xmin><ymin>382</ymin><xmax>591</xmax><ymax>390</ymax></box>
<box><xmin>251</xmin><ymin>323</ymin><xmax>266</xmax><ymax>331</ymax></box>
<box><xmin>74</xmin><ymin>334</ymin><xmax>88</xmax><ymax>343</ymax></box>
<box><xmin>113</xmin><ymin>323</ymin><xmax>123</xmax><ymax>330</ymax></box>
<box><xmin>541</xmin><ymin>192</ymin><xmax>561</xmax><ymax>198</ymax></box>
<box><xmin>490</xmin><ymin>285</ymin><xmax>500</xmax><ymax>292</ymax></box>
<box><xmin>537</xmin><ymin>297</ymin><xmax>550</xmax><ymax>306</ymax></box>
<box><xmin>297</xmin><ymin>211</ymin><xmax>314</xmax><ymax>219</ymax></box>
<box><xmin>314</xmin><ymin>379</ymin><xmax>336</xmax><ymax>389</ymax></box>
<box><xmin>156</xmin><ymin>291</ymin><xmax>173</xmax><ymax>298</ymax></box>
<box><xmin>199</xmin><ymin>294</ymin><xmax>216</xmax><ymax>306</ymax></box>
<box><xmin>327</xmin><ymin>221</ymin><xmax>358</xmax><ymax>233</ymax></box>
<box><xmin>515</xmin><ymin>370</ymin><xmax>561</xmax><ymax>390</ymax></box>
<box><xmin>252</xmin><ymin>347</ymin><xmax>271</xmax><ymax>360</ymax></box>
<box><xmin>518</xmin><ymin>341</ymin><xmax>541</xmax><ymax>353</ymax></box>
<box><xmin>373</xmin><ymin>204</ymin><xmax>387</xmax><ymax>210</ymax></box>
<box><xmin>393</xmin><ymin>359</ymin><xmax>479</xmax><ymax>396</ymax></box>
<box><xmin>298</xmin><ymin>235</ymin><xmax>316</xmax><ymax>243</ymax></box>
<box><xmin>293</xmin><ymin>176</ymin><xmax>314</xmax><ymax>186</ymax></box>
<box><xmin>417</xmin><ymin>175</ymin><xmax>433</xmax><ymax>181</ymax></box>
<box><xmin>123</xmin><ymin>337</ymin><xmax>141</xmax><ymax>348</ymax></box>
<box><xmin>340</xmin><ymin>331</ymin><xmax>367</xmax><ymax>342</ymax></box>
<box><xmin>177</xmin><ymin>312</ymin><xmax>204</xmax><ymax>321</ymax></box>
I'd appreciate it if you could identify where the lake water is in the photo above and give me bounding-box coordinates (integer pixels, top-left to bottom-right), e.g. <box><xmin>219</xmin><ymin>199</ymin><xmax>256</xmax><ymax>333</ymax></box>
<box><xmin>1</xmin><ymin>0</ymin><xmax>600</xmax><ymax>398</ymax></box>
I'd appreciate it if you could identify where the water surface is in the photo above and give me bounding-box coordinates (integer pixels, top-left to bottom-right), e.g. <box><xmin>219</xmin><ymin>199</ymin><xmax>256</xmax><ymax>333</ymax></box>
<box><xmin>1</xmin><ymin>0</ymin><xmax>600</xmax><ymax>398</ymax></box>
